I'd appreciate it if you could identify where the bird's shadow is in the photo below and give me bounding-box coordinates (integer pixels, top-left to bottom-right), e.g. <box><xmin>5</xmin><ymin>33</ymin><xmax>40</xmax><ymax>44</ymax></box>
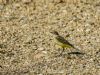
<box><xmin>67</xmin><ymin>51</ymin><xmax>85</xmax><ymax>55</ymax></box>
<box><xmin>55</xmin><ymin>48</ymin><xmax>85</xmax><ymax>58</ymax></box>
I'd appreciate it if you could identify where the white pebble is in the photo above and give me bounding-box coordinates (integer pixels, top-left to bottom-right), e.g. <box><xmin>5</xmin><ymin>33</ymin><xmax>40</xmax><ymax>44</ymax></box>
<box><xmin>22</xmin><ymin>0</ymin><xmax>31</xmax><ymax>4</ymax></box>
<box><xmin>38</xmin><ymin>47</ymin><xmax>44</xmax><ymax>51</ymax></box>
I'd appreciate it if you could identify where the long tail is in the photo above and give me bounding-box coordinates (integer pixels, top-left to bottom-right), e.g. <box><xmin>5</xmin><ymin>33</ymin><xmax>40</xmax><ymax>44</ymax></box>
<box><xmin>71</xmin><ymin>46</ymin><xmax>81</xmax><ymax>51</ymax></box>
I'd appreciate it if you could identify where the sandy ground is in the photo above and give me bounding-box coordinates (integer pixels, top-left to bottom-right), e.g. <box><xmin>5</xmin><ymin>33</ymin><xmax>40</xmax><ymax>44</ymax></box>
<box><xmin>0</xmin><ymin>0</ymin><xmax>100</xmax><ymax>75</ymax></box>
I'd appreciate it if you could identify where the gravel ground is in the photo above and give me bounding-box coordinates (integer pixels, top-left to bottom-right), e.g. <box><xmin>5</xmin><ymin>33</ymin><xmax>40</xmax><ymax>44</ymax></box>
<box><xmin>0</xmin><ymin>0</ymin><xmax>100</xmax><ymax>75</ymax></box>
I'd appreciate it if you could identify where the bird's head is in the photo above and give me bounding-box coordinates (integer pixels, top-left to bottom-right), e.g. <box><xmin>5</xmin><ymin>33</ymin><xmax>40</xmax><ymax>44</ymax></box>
<box><xmin>50</xmin><ymin>31</ymin><xmax>59</xmax><ymax>36</ymax></box>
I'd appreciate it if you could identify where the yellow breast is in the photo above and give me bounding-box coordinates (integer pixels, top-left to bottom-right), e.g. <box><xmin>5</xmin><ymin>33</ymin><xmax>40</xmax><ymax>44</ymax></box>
<box><xmin>56</xmin><ymin>40</ymin><xmax>72</xmax><ymax>48</ymax></box>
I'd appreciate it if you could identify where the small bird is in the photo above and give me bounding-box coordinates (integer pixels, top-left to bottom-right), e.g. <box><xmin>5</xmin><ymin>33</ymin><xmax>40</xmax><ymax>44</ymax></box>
<box><xmin>51</xmin><ymin>31</ymin><xmax>79</xmax><ymax>52</ymax></box>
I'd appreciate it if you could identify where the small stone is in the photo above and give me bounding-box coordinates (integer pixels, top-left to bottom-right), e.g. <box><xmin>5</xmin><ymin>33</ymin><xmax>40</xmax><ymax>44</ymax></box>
<box><xmin>42</xmin><ymin>51</ymin><xmax>47</xmax><ymax>54</ymax></box>
<box><xmin>0</xmin><ymin>5</ymin><xmax>4</xmax><ymax>10</ymax></box>
<box><xmin>33</xmin><ymin>46</ymin><xmax>37</xmax><ymax>50</ymax></box>
<box><xmin>38</xmin><ymin>47</ymin><xmax>44</xmax><ymax>51</ymax></box>
<box><xmin>22</xmin><ymin>0</ymin><xmax>31</xmax><ymax>4</ymax></box>
<box><xmin>38</xmin><ymin>74</ymin><xmax>43</xmax><ymax>75</ymax></box>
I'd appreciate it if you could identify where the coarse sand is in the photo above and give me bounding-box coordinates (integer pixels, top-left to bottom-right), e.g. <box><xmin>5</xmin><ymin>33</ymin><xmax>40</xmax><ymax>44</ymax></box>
<box><xmin>0</xmin><ymin>0</ymin><xmax>100</xmax><ymax>75</ymax></box>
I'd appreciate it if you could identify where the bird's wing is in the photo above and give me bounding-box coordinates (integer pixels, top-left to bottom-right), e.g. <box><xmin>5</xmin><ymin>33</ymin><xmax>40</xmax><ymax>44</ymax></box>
<box><xmin>55</xmin><ymin>36</ymin><xmax>74</xmax><ymax>47</ymax></box>
<box><xmin>55</xmin><ymin>35</ymin><xmax>80</xmax><ymax>51</ymax></box>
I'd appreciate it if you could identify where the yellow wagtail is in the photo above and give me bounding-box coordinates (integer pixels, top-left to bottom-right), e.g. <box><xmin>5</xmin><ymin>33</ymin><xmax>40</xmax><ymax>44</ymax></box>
<box><xmin>51</xmin><ymin>31</ymin><xmax>78</xmax><ymax>51</ymax></box>
<box><xmin>51</xmin><ymin>31</ymin><xmax>85</xmax><ymax>55</ymax></box>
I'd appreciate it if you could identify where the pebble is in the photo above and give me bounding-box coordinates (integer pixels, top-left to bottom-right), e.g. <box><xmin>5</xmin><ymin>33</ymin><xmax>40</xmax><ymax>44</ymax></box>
<box><xmin>22</xmin><ymin>0</ymin><xmax>32</xmax><ymax>4</ymax></box>
<box><xmin>42</xmin><ymin>51</ymin><xmax>47</xmax><ymax>54</ymax></box>
<box><xmin>33</xmin><ymin>46</ymin><xmax>37</xmax><ymax>50</ymax></box>
<box><xmin>38</xmin><ymin>47</ymin><xmax>44</xmax><ymax>51</ymax></box>
<box><xmin>0</xmin><ymin>5</ymin><xmax>4</xmax><ymax>10</ymax></box>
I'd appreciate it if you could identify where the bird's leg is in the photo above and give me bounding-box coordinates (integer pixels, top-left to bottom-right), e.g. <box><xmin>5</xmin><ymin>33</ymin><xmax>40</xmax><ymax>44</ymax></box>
<box><xmin>62</xmin><ymin>47</ymin><xmax>65</xmax><ymax>52</ymax></box>
<box><xmin>55</xmin><ymin>47</ymin><xmax>65</xmax><ymax>57</ymax></box>
<box><xmin>59</xmin><ymin>47</ymin><xmax>64</xmax><ymax>56</ymax></box>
